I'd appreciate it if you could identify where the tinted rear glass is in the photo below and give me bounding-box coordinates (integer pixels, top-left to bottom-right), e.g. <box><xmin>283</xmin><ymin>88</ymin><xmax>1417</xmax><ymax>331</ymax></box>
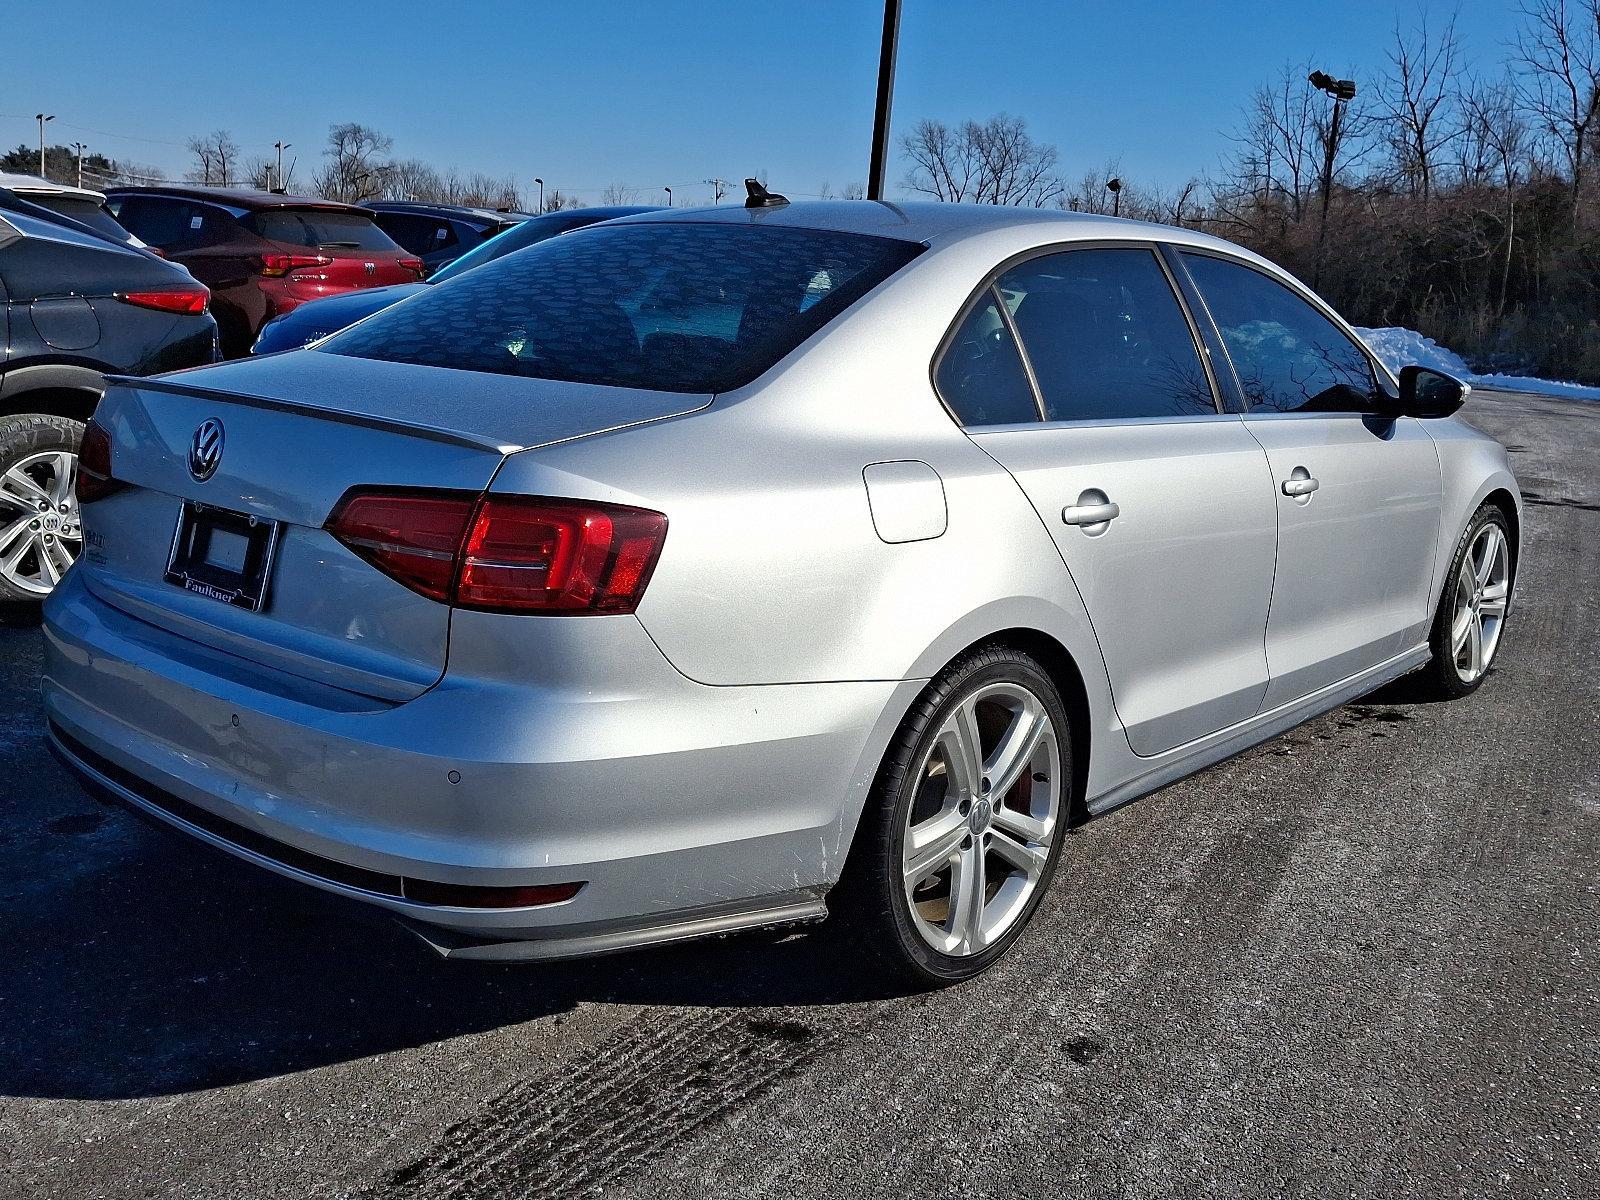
<box><xmin>30</xmin><ymin>195</ymin><xmax>131</xmax><ymax>242</ymax></box>
<box><xmin>249</xmin><ymin>209</ymin><xmax>398</xmax><ymax>251</ymax></box>
<box><xmin>322</xmin><ymin>223</ymin><xmax>922</xmax><ymax>392</ymax></box>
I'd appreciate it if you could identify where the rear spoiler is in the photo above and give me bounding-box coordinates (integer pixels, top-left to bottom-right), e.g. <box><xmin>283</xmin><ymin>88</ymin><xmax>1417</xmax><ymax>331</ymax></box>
<box><xmin>105</xmin><ymin>374</ymin><xmax>523</xmax><ymax>454</ymax></box>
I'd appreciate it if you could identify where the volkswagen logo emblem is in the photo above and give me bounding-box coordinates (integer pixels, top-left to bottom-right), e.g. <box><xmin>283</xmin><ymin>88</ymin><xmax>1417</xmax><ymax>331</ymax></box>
<box><xmin>189</xmin><ymin>418</ymin><xmax>225</xmax><ymax>482</ymax></box>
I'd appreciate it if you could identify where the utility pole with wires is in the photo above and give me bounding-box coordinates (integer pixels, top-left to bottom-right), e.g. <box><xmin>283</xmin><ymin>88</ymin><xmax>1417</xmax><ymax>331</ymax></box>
<box><xmin>705</xmin><ymin>178</ymin><xmax>730</xmax><ymax>205</ymax></box>
<box><xmin>273</xmin><ymin>140</ymin><xmax>291</xmax><ymax>192</ymax></box>
<box><xmin>35</xmin><ymin>113</ymin><xmax>54</xmax><ymax>178</ymax></box>
<box><xmin>70</xmin><ymin>142</ymin><xmax>86</xmax><ymax>188</ymax></box>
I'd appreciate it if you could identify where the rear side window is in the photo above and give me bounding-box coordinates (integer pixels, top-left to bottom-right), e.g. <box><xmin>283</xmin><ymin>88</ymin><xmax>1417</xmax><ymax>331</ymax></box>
<box><xmin>1181</xmin><ymin>252</ymin><xmax>1380</xmax><ymax>414</ymax></box>
<box><xmin>936</xmin><ymin>289</ymin><xmax>1040</xmax><ymax>426</ymax></box>
<box><xmin>111</xmin><ymin>197</ymin><xmax>208</xmax><ymax>248</ymax></box>
<box><xmin>1000</xmin><ymin>247</ymin><xmax>1217</xmax><ymax>422</ymax></box>
<box><xmin>322</xmin><ymin>223</ymin><xmax>922</xmax><ymax>393</ymax></box>
<box><xmin>249</xmin><ymin>209</ymin><xmax>398</xmax><ymax>251</ymax></box>
<box><xmin>372</xmin><ymin>212</ymin><xmax>458</xmax><ymax>254</ymax></box>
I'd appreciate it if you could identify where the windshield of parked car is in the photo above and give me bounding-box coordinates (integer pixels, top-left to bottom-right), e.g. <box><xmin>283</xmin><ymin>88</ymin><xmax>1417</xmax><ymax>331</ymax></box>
<box><xmin>249</xmin><ymin>209</ymin><xmax>399</xmax><ymax>251</ymax></box>
<box><xmin>321</xmin><ymin>222</ymin><xmax>922</xmax><ymax>393</ymax></box>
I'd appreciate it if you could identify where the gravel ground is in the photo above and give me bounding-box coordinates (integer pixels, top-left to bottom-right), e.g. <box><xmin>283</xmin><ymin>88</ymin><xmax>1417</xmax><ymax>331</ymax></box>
<box><xmin>0</xmin><ymin>389</ymin><xmax>1594</xmax><ymax>1199</ymax></box>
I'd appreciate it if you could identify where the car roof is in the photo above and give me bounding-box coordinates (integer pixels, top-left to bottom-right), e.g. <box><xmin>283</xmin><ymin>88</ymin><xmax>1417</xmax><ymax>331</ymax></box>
<box><xmin>0</xmin><ymin>171</ymin><xmax>107</xmax><ymax>204</ymax></box>
<box><xmin>103</xmin><ymin>183</ymin><xmax>371</xmax><ymax>214</ymax></box>
<box><xmin>603</xmin><ymin>199</ymin><xmax>1249</xmax><ymax>255</ymax></box>
<box><xmin>361</xmin><ymin>199</ymin><xmax>537</xmax><ymax>224</ymax></box>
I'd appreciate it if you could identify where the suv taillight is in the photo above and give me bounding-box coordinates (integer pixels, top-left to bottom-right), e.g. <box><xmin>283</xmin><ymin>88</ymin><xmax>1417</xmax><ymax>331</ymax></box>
<box><xmin>76</xmin><ymin>418</ymin><xmax>123</xmax><ymax>503</ymax></box>
<box><xmin>258</xmin><ymin>252</ymin><xmax>332</xmax><ymax>277</ymax></box>
<box><xmin>325</xmin><ymin>489</ymin><xmax>668</xmax><ymax>614</ymax></box>
<box><xmin>116</xmin><ymin>287</ymin><xmax>210</xmax><ymax>314</ymax></box>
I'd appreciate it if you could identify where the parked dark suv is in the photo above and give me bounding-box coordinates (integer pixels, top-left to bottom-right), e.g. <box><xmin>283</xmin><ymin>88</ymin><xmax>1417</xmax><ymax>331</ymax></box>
<box><xmin>106</xmin><ymin>186</ymin><xmax>424</xmax><ymax>357</ymax></box>
<box><xmin>360</xmin><ymin>200</ymin><xmax>532</xmax><ymax>275</ymax></box>
<box><xmin>0</xmin><ymin>198</ymin><xmax>217</xmax><ymax>601</ymax></box>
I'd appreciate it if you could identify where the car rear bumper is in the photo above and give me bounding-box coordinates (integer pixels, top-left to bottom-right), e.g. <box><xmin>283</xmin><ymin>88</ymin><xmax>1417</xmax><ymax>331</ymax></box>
<box><xmin>42</xmin><ymin>572</ymin><xmax>919</xmax><ymax>957</ymax></box>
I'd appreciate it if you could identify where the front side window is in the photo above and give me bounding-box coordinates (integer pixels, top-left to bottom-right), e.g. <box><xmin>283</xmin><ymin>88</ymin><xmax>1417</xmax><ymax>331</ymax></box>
<box><xmin>1181</xmin><ymin>252</ymin><xmax>1381</xmax><ymax>414</ymax></box>
<box><xmin>323</xmin><ymin>222</ymin><xmax>922</xmax><ymax>393</ymax></box>
<box><xmin>999</xmin><ymin>247</ymin><xmax>1217</xmax><ymax>422</ymax></box>
<box><xmin>935</xmin><ymin>288</ymin><xmax>1040</xmax><ymax>426</ymax></box>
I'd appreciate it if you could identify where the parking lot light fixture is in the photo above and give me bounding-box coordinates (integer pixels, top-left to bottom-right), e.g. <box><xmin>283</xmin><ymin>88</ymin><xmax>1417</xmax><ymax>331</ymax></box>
<box><xmin>534</xmin><ymin>177</ymin><xmax>544</xmax><ymax>213</ymax></box>
<box><xmin>35</xmin><ymin>114</ymin><xmax>54</xmax><ymax>178</ymax></box>
<box><xmin>1106</xmin><ymin>177</ymin><xmax>1122</xmax><ymax>217</ymax></box>
<box><xmin>70</xmin><ymin>142</ymin><xmax>86</xmax><ymax>188</ymax></box>
<box><xmin>664</xmin><ymin>186</ymin><xmax>672</xmax><ymax>206</ymax></box>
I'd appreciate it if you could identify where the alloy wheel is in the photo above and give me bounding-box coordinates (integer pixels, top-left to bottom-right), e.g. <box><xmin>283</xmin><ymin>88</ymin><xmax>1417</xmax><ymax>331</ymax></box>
<box><xmin>901</xmin><ymin>681</ymin><xmax>1062</xmax><ymax>957</ymax></box>
<box><xmin>0</xmin><ymin>450</ymin><xmax>81</xmax><ymax>596</ymax></box>
<box><xmin>1450</xmin><ymin>521</ymin><xmax>1510</xmax><ymax>684</ymax></box>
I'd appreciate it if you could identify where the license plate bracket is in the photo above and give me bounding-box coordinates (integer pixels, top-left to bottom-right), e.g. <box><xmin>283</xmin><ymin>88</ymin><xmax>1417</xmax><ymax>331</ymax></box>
<box><xmin>164</xmin><ymin>501</ymin><xmax>281</xmax><ymax>612</ymax></box>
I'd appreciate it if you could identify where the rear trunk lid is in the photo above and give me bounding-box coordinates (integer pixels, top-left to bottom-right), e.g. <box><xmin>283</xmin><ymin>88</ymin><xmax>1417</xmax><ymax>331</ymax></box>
<box><xmin>81</xmin><ymin>350</ymin><xmax>709</xmax><ymax>700</ymax></box>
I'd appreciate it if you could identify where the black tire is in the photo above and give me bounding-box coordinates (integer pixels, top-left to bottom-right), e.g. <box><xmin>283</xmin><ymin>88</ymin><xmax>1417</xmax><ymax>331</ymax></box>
<box><xmin>1412</xmin><ymin>502</ymin><xmax>1513</xmax><ymax>700</ymax></box>
<box><xmin>831</xmin><ymin>643</ymin><xmax>1072</xmax><ymax>988</ymax></box>
<box><xmin>0</xmin><ymin>412</ymin><xmax>85</xmax><ymax>603</ymax></box>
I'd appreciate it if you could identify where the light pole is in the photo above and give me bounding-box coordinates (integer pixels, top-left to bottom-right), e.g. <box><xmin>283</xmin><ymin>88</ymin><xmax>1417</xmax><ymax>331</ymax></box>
<box><xmin>663</xmin><ymin>186</ymin><xmax>672</xmax><ymax>207</ymax></box>
<box><xmin>1309</xmin><ymin>70</ymin><xmax>1356</xmax><ymax>289</ymax></box>
<box><xmin>1105</xmin><ymin>177</ymin><xmax>1122</xmax><ymax>217</ymax></box>
<box><xmin>70</xmin><ymin>142</ymin><xmax>86</xmax><ymax>188</ymax></box>
<box><xmin>868</xmin><ymin>0</ymin><xmax>902</xmax><ymax>201</ymax></box>
<box><xmin>273</xmin><ymin>141</ymin><xmax>291</xmax><ymax>191</ymax></box>
<box><xmin>534</xmin><ymin>177</ymin><xmax>544</xmax><ymax>213</ymax></box>
<box><xmin>35</xmin><ymin>114</ymin><xmax>54</xmax><ymax>178</ymax></box>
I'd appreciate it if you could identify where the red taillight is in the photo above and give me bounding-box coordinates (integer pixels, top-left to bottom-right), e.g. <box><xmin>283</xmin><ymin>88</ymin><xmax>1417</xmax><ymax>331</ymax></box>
<box><xmin>258</xmin><ymin>252</ymin><xmax>332</xmax><ymax>278</ymax></box>
<box><xmin>398</xmin><ymin>257</ymin><xmax>425</xmax><ymax>275</ymax></box>
<box><xmin>325</xmin><ymin>489</ymin><xmax>668</xmax><ymax>614</ymax></box>
<box><xmin>324</xmin><ymin>490</ymin><xmax>476</xmax><ymax>601</ymax></box>
<box><xmin>116</xmin><ymin>287</ymin><xmax>209</xmax><ymax>315</ymax></box>
<box><xmin>75</xmin><ymin>418</ymin><xmax>122</xmax><ymax>503</ymax></box>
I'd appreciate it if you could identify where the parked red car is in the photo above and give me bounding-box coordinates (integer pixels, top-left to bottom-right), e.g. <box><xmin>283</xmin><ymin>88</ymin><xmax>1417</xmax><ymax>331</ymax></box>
<box><xmin>106</xmin><ymin>186</ymin><xmax>424</xmax><ymax>357</ymax></box>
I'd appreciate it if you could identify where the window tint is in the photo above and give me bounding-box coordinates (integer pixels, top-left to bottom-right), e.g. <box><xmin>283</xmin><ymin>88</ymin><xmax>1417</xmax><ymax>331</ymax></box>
<box><xmin>249</xmin><ymin>209</ymin><xmax>398</xmax><ymax>251</ymax></box>
<box><xmin>110</xmin><ymin>197</ymin><xmax>197</xmax><ymax>248</ymax></box>
<box><xmin>1182</xmin><ymin>252</ymin><xmax>1380</xmax><ymax>413</ymax></box>
<box><xmin>372</xmin><ymin>212</ymin><xmax>458</xmax><ymax>254</ymax></box>
<box><xmin>998</xmin><ymin>247</ymin><xmax>1216</xmax><ymax>422</ymax></box>
<box><xmin>323</xmin><ymin>223</ymin><xmax>921</xmax><ymax>393</ymax></box>
<box><xmin>29</xmin><ymin>196</ymin><xmax>131</xmax><ymax>243</ymax></box>
<box><xmin>936</xmin><ymin>288</ymin><xmax>1040</xmax><ymax>426</ymax></box>
<box><xmin>427</xmin><ymin>214</ymin><xmax>575</xmax><ymax>283</ymax></box>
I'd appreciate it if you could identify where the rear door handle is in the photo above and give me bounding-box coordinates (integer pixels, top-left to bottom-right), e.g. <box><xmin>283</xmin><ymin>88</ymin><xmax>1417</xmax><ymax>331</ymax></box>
<box><xmin>1281</xmin><ymin>469</ymin><xmax>1319</xmax><ymax>497</ymax></box>
<box><xmin>1062</xmin><ymin>499</ymin><xmax>1120</xmax><ymax>527</ymax></box>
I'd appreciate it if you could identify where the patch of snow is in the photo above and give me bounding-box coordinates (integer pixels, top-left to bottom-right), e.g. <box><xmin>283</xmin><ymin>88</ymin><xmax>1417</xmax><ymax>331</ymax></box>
<box><xmin>1355</xmin><ymin>327</ymin><xmax>1600</xmax><ymax>402</ymax></box>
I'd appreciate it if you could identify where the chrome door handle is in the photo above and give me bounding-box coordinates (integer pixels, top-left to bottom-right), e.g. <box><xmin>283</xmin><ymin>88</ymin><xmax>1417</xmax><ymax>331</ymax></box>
<box><xmin>1281</xmin><ymin>472</ymin><xmax>1319</xmax><ymax>497</ymax></box>
<box><xmin>1062</xmin><ymin>500</ymin><xmax>1120</xmax><ymax>526</ymax></box>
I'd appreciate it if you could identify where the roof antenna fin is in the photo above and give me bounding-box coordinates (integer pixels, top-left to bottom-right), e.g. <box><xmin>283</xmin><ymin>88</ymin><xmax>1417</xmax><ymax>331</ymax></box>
<box><xmin>744</xmin><ymin>178</ymin><xmax>788</xmax><ymax>208</ymax></box>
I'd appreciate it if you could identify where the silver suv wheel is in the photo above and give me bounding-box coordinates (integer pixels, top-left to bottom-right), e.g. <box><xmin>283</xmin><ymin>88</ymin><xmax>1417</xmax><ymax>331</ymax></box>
<box><xmin>0</xmin><ymin>449</ymin><xmax>81</xmax><ymax>597</ymax></box>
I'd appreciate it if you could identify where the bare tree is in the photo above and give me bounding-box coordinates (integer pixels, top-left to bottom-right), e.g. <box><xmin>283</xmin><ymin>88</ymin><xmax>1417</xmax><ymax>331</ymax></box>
<box><xmin>541</xmin><ymin>188</ymin><xmax>583</xmax><ymax>211</ymax></box>
<box><xmin>901</xmin><ymin>113</ymin><xmax>1064</xmax><ymax>207</ymax></box>
<box><xmin>841</xmin><ymin>180</ymin><xmax>866</xmax><ymax>200</ymax></box>
<box><xmin>1379</xmin><ymin>12</ymin><xmax>1463</xmax><ymax>202</ymax></box>
<box><xmin>380</xmin><ymin>159</ymin><xmax>444</xmax><ymax>201</ymax></box>
<box><xmin>185</xmin><ymin>130</ymin><xmax>239</xmax><ymax>187</ymax></box>
<box><xmin>1514</xmin><ymin>0</ymin><xmax>1600</xmax><ymax>210</ymax></box>
<box><xmin>601</xmin><ymin>181</ymin><xmax>641</xmax><ymax>205</ymax></box>
<box><xmin>312</xmin><ymin>123</ymin><xmax>394</xmax><ymax>202</ymax></box>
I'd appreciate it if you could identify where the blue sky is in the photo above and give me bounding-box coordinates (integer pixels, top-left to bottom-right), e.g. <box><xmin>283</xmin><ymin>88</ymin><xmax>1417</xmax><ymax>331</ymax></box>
<box><xmin>3</xmin><ymin>1</ymin><xmax>1529</xmax><ymax>206</ymax></box>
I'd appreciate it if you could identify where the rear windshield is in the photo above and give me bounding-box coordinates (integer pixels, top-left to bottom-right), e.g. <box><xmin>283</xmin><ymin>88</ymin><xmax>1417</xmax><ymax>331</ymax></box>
<box><xmin>28</xmin><ymin>195</ymin><xmax>131</xmax><ymax>243</ymax></box>
<box><xmin>249</xmin><ymin>209</ymin><xmax>398</xmax><ymax>251</ymax></box>
<box><xmin>321</xmin><ymin>222</ymin><xmax>922</xmax><ymax>393</ymax></box>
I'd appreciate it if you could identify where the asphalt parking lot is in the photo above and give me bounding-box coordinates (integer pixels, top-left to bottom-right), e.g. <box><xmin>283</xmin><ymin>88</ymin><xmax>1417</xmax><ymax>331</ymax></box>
<box><xmin>0</xmin><ymin>388</ymin><xmax>1595</xmax><ymax>1200</ymax></box>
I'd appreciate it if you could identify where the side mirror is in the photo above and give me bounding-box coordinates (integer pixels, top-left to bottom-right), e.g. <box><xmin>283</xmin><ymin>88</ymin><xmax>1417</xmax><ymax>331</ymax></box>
<box><xmin>1398</xmin><ymin>364</ymin><xmax>1470</xmax><ymax>419</ymax></box>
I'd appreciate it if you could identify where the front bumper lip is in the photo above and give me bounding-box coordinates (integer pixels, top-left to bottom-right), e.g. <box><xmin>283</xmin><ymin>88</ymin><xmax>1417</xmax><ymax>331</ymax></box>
<box><xmin>48</xmin><ymin>722</ymin><xmax>828</xmax><ymax>961</ymax></box>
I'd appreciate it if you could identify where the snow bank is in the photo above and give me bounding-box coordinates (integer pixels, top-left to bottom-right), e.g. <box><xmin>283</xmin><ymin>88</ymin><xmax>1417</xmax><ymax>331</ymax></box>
<box><xmin>1355</xmin><ymin>326</ymin><xmax>1600</xmax><ymax>402</ymax></box>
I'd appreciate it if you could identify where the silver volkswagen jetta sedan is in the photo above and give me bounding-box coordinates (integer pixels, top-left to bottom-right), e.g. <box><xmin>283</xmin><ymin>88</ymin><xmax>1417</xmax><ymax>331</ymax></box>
<box><xmin>42</xmin><ymin>201</ymin><xmax>1519</xmax><ymax>985</ymax></box>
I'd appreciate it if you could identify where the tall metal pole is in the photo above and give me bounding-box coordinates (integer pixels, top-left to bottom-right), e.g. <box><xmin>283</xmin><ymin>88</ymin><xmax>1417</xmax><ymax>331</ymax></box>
<box><xmin>1314</xmin><ymin>95</ymin><xmax>1345</xmax><ymax>290</ymax></box>
<box><xmin>35</xmin><ymin>114</ymin><xmax>54</xmax><ymax>178</ymax></box>
<box><xmin>534</xmin><ymin>177</ymin><xmax>544</xmax><ymax>212</ymax></box>
<box><xmin>664</xmin><ymin>186</ymin><xmax>672</xmax><ymax>207</ymax></box>
<box><xmin>274</xmin><ymin>141</ymin><xmax>291</xmax><ymax>191</ymax></box>
<box><xmin>71</xmin><ymin>142</ymin><xmax>86</xmax><ymax>188</ymax></box>
<box><xmin>867</xmin><ymin>0</ymin><xmax>901</xmax><ymax>201</ymax></box>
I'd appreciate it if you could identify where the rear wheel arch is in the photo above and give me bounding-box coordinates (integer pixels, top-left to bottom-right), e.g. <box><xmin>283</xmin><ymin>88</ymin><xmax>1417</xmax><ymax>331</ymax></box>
<box><xmin>0</xmin><ymin>385</ymin><xmax>100</xmax><ymax>424</ymax></box>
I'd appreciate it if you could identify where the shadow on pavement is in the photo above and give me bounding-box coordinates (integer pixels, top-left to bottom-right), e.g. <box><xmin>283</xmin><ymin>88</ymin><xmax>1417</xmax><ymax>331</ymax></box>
<box><xmin>0</xmin><ymin>779</ymin><xmax>897</xmax><ymax>1103</ymax></box>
